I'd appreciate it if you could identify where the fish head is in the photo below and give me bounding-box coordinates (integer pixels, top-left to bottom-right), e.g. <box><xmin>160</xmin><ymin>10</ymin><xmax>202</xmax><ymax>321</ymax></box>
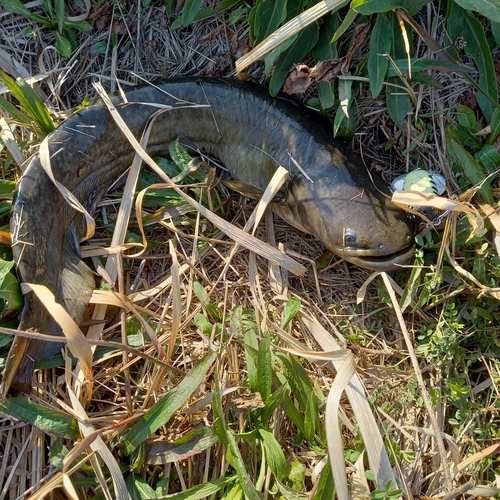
<box><xmin>285</xmin><ymin>167</ymin><xmax>416</xmax><ymax>272</ymax></box>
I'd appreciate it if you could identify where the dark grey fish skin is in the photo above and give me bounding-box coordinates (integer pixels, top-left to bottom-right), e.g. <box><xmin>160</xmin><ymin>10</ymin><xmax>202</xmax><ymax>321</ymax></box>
<box><xmin>2</xmin><ymin>77</ymin><xmax>415</xmax><ymax>394</ymax></box>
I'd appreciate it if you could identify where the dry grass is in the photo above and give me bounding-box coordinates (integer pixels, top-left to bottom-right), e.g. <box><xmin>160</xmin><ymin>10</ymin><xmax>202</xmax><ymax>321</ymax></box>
<box><xmin>0</xmin><ymin>1</ymin><xmax>499</xmax><ymax>498</ymax></box>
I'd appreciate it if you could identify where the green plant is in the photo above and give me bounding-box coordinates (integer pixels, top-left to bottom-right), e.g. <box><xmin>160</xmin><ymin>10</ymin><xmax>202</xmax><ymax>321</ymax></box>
<box><xmin>0</xmin><ymin>0</ymin><xmax>92</xmax><ymax>57</ymax></box>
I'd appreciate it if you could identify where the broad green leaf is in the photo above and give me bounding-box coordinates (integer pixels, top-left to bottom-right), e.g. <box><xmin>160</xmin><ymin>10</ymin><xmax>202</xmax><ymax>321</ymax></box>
<box><xmin>64</xmin><ymin>19</ymin><xmax>93</xmax><ymax>32</ymax></box>
<box><xmin>169</xmin><ymin>137</ymin><xmax>193</xmax><ymax>170</ymax></box>
<box><xmin>281</xmin><ymin>297</ymin><xmax>301</xmax><ymax>329</ymax></box>
<box><xmin>0</xmin><ymin>272</ymin><xmax>22</xmax><ymax>310</ymax></box>
<box><xmin>0</xmin><ymin>0</ymin><xmax>49</xmax><ymax>24</ymax></box>
<box><xmin>368</xmin><ymin>12</ymin><xmax>391</xmax><ymax>98</ymax></box>
<box><xmin>0</xmin><ymin>395</ymin><xmax>79</xmax><ymax>439</ymax></box>
<box><xmin>448</xmin><ymin>139</ymin><xmax>494</xmax><ymax>204</ymax></box>
<box><xmin>0</xmin><ymin>259</ymin><xmax>14</xmax><ymax>284</ymax></box>
<box><xmin>49</xmin><ymin>439</ymin><xmax>69</xmax><ymax>470</ymax></box>
<box><xmin>256</xmin><ymin>333</ymin><xmax>272</xmax><ymax>402</ymax></box>
<box><xmin>352</xmin><ymin>0</ymin><xmax>430</xmax><ymax>15</ymax></box>
<box><xmin>385</xmin><ymin>58</ymin><xmax>473</xmax><ymax>77</ymax></box>
<box><xmin>150</xmin><ymin>477</ymin><xmax>236</xmax><ymax>500</ymax></box>
<box><xmin>54</xmin><ymin>0</ymin><xmax>64</xmax><ymax>33</ymax></box>
<box><xmin>218</xmin><ymin>0</ymin><xmax>244</xmax><ymax>11</ymax></box>
<box><xmin>172</xmin><ymin>6</ymin><xmax>215</xmax><ymax>29</ymax></box>
<box><xmin>492</xmin><ymin>21</ymin><xmax>500</xmax><ymax>46</ymax></box>
<box><xmin>126</xmin><ymin>475</ymin><xmax>157</xmax><ymax>499</ymax></box>
<box><xmin>258</xmin><ymin>428</ymin><xmax>286</xmax><ymax>480</ymax></box>
<box><xmin>264</xmin><ymin>35</ymin><xmax>297</xmax><ymax>77</ymax></box>
<box><xmin>251</xmin><ymin>0</ymin><xmax>288</xmax><ymax>45</ymax></box>
<box><xmin>315</xmin><ymin>460</ymin><xmax>335</xmax><ymax>499</ymax></box>
<box><xmin>229</xmin><ymin>7</ymin><xmax>248</xmax><ymax>24</ymax></box>
<box><xmin>475</xmin><ymin>145</ymin><xmax>500</xmax><ymax>173</ymax></box>
<box><xmin>448</xmin><ymin>3</ymin><xmax>498</xmax><ymax>121</ymax></box>
<box><xmin>146</xmin><ymin>427</ymin><xmax>220</xmax><ymax>464</ymax></box>
<box><xmin>182</xmin><ymin>0</ymin><xmax>204</xmax><ymax>27</ymax></box>
<box><xmin>385</xmin><ymin>12</ymin><xmax>410</xmax><ymax>126</ymax></box>
<box><xmin>269</xmin><ymin>23</ymin><xmax>319</xmax><ymax>96</ymax></box>
<box><xmin>122</xmin><ymin>352</ymin><xmax>216</xmax><ymax>455</ymax></box>
<box><xmin>260</xmin><ymin>383</ymin><xmax>289</xmax><ymax>423</ymax></box>
<box><xmin>313</xmin><ymin>12</ymin><xmax>339</xmax><ymax>60</ymax></box>
<box><xmin>313</xmin><ymin>13</ymin><xmax>339</xmax><ymax>109</ymax></box>
<box><xmin>55</xmin><ymin>31</ymin><xmax>72</xmax><ymax>57</ymax></box>
<box><xmin>453</xmin><ymin>0</ymin><xmax>500</xmax><ymax>23</ymax></box>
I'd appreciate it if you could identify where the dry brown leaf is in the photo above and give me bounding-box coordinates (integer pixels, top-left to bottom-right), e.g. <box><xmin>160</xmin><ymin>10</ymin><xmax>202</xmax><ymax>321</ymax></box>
<box><xmin>21</xmin><ymin>283</ymin><xmax>93</xmax><ymax>384</ymax></box>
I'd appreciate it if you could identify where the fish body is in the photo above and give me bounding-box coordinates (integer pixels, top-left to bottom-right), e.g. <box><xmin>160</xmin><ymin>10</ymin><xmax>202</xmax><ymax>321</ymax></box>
<box><xmin>4</xmin><ymin>78</ymin><xmax>415</xmax><ymax>394</ymax></box>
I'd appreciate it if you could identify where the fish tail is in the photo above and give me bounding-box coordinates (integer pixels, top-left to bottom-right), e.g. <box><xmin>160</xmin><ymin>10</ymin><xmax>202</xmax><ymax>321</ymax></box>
<box><xmin>2</xmin><ymin>233</ymin><xmax>95</xmax><ymax>395</ymax></box>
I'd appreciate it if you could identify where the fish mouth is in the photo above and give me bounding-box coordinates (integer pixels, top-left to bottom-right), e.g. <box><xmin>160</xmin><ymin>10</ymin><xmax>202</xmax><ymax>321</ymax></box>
<box><xmin>341</xmin><ymin>243</ymin><xmax>416</xmax><ymax>272</ymax></box>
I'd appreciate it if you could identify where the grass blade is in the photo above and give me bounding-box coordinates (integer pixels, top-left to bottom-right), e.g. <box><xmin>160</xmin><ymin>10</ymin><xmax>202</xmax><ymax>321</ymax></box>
<box><xmin>122</xmin><ymin>352</ymin><xmax>216</xmax><ymax>455</ymax></box>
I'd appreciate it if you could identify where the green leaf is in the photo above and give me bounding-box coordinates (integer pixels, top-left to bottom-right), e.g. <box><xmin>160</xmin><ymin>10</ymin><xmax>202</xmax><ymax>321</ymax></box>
<box><xmin>258</xmin><ymin>428</ymin><xmax>286</xmax><ymax>480</ymax></box>
<box><xmin>256</xmin><ymin>333</ymin><xmax>272</xmax><ymax>402</ymax></box>
<box><xmin>172</xmin><ymin>6</ymin><xmax>215</xmax><ymax>29</ymax></box>
<box><xmin>0</xmin><ymin>0</ymin><xmax>49</xmax><ymax>25</ymax></box>
<box><xmin>64</xmin><ymin>19</ymin><xmax>93</xmax><ymax>32</ymax></box>
<box><xmin>352</xmin><ymin>0</ymin><xmax>430</xmax><ymax>15</ymax></box>
<box><xmin>49</xmin><ymin>439</ymin><xmax>69</xmax><ymax>470</ymax></box>
<box><xmin>303</xmin><ymin>390</ymin><xmax>320</xmax><ymax>442</ymax></box>
<box><xmin>54</xmin><ymin>0</ymin><xmax>64</xmax><ymax>33</ymax></box>
<box><xmin>314</xmin><ymin>461</ymin><xmax>335</xmax><ymax>499</ymax></box>
<box><xmin>0</xmin><ymin>395</ymin><xmax>79</xmax><ymax>439</ymax></box>
<box><xmin>150</xmin><ymin>477</ymin><xmax>236</xmax><ymax>500</ymax></box>
<box><xmin>122</xmin><ymin>352</ymin><xmax>216</xmax><ymax>455</ymax></box>
<box><xmin>313</xmin><ymin>12</ymin><xmax>339</xmax><ymax>60</ymax></box>
<box><xmin>448</xmin><ymin>3</ymin><xmax>498</xmax><ymax>121</ymax></box>
<box><xmin>386</xmin><ymin>77</ymin><xmax>409</xmax><ymax>126</ymax></box>
<box><xmin>264</xmin><ymin>35</ymin><xmax>297</xmax><ymax>77</ymax></box>
<box><xmin>492</xmin><ymin>21</ymin><xmax>500</xmax><ymax>47</ymax></box>
<box><xmin>281</xmin><ymin>297</ymin><xmax>301</xmax><ymax>329</ymax></box>
<box><xmin>55</xmin><ymin>31</ymin><xmax>72</xmax><ymax>57</ymax></box>
<box><xmin>386</xmin><ymin>57</ymin><xmax>473</xmax><ymax>77</ymax></box>
<box><xmin>229</xmin><ymin>7</ymin><xmax>248</xmax><ymax>25</ymax></box>
<box><xmin>453</xmin><ymin>0</ymin><xmax>500</xmax><ymax>23</ymax></box>
<box><xmin>146</xmin><ymin>427</ymin><xmax>220</xmax><ymax>464</ymax></box>
<box><xmin>251</xmin><ymin>0</ymin><xmax>288</xmax><ymax>44</ymax></box>
<box><xmin>368</xmin><ymin>13</ymin><xmax>391</xmax><ymax>98</ymax></box>
<box><xmin>269</xmin><ymin>23</ymin><xmax>319</xmax><ymax>96</ymax></box>
<box><xmin>312</xmin><ymin>13</ymin><xmax>339</xmax><ymax>109</ymax></box>
<box><xmin>487</xmin><ymin>107</ymin><xmax>500</xmax><ymax>144</ymax></box>
<box><xmin>331</xmin><ymin>8</ymin><xmax>357</xmax><ymax>43</ymax></box>
<box><xmin>218</xmin><ymin>0</ymin><xmax>244</xmax><ymax>11</ymax></box>
<box><xmin>0</xmin><ymin>96</ymin><xmax>32</xmax><ymax>127</ymax></box>
<box><xmin>182</xmin><ymin>0</ymin><xmax>204</xmax><ymax>27</ymax></box>
<box><xmin>448</xmin><ymin>139</ymin><xmax>494</xmax><ymax>204</ymax></box>
<box><xmin>192</xmin><ymin>281</ymin><xmax>223</xmax><ymax>322</ymax></box>
<box><xmin>0</xmin><ymin>272</ymin><xmax>23</xmax><ymax>310</ymax></box>
<box><xmin>0</xmin><ymin>73</ymin><xmax>56</xmax><ymax>137</ymax></box>
<box><xmin>126</xmin><ymin>475</ymin><xmax>157</xmax><ymax>499</ymax></box>
<box><xmin>475</xmin><ymin>145</ymin><xmax>500</xmax><ymax>173</ymax></box>
<box><xmin>212</xmin><ymin>373</ymin><xmax>264</xmax><ymax>500</ymax></box>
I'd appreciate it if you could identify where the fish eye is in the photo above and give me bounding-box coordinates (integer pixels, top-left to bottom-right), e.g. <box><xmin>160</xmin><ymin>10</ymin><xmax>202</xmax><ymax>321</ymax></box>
<box><xmin>344</xmin><ymin>230</ymin><xmax>357</xmax><ymax>246</ymax></box>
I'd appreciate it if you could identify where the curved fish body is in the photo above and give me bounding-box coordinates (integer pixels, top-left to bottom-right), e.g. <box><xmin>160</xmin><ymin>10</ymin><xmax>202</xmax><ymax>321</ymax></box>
<box><xmin>3</xmin><ymin>77</ymin><xmax>414</xmax><ymax>393</ymax></box>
